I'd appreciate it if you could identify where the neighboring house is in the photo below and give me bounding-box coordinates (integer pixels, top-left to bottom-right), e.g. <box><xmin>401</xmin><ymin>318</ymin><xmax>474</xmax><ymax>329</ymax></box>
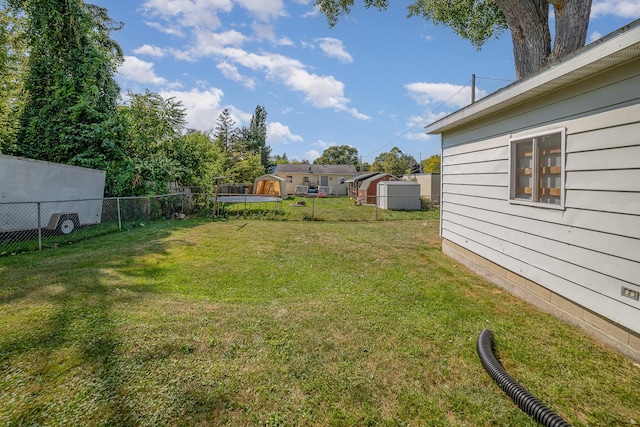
<box><xmin>273</xmin><ymin>164</ymin><xmax>358</xmax><ymax>196</ymax></box>
<box><xmin>425</xmin><ymin>20</ymin><xmax>640</xmax><ymax>361</ymax></box>
<box><xmin>403</xmin><ymin>173</ymin><xmax>441</xmax><ymax>203</ymax></box>
<box><xmin>356</xmin><ymin>173</ymin><xmax>397</xmax><ymax>205</ymax></box>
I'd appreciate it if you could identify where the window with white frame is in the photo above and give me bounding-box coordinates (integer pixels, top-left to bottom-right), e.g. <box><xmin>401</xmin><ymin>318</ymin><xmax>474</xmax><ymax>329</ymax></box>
<box><xmin>510</xmin><ymin>129</ymin><xmax>565</xmax><ymax>207</ymax></box>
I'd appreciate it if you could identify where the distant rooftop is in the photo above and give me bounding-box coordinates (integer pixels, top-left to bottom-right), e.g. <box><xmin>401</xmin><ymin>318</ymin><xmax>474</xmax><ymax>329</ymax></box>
<box><xmin>274</xmin><ymin>164</ymin><xmax>358</xmax><ymax>174</ymax></box>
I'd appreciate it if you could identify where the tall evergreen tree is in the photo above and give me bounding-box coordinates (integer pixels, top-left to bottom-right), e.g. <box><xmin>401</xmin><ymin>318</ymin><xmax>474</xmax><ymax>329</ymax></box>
<box><xmin>211</xmin><ymin>107</ymin><xmax>273</xmax><ymax>183</ymax></box>
<box><xmin>246</xmin><ymin>105</ymin><xmax>270</xmax><ymax>169</ymax></box>
<box><xmin>213</xmin><ymin>108</ymin><xmax>238</xmax><ymax>152</ymax></box>
<box><xmin>0</xmin><ymin>5</ymin><xmax>27</xmax><ymax>152</ymax></box>
<box><xmin>7</xmin><ymin>0</ymin><xmax>125</xmax><ymax>170</ymax></box>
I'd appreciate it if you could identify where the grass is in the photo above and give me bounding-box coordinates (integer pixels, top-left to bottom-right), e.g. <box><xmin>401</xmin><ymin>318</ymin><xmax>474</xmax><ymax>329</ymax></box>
<box><xmin>1</xmin><ymin>218</ymin><xmax>639</xmax><ymax>426</ymax></box>
<box><xmin>215</xmin><ymin>196</ymin><xmax>439</xmax><ymax>222</ymax></box>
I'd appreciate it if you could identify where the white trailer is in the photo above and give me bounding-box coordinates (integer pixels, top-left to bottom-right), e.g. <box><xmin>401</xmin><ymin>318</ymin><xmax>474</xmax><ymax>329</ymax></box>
<box><xmin>0</xmin><ymin>154</ymin><xmax>106</xmax><ymax>234</ymax></box>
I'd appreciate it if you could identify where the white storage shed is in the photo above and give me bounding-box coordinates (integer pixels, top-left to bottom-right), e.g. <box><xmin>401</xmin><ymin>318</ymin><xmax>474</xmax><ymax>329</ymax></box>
<box><xmin>377</xmin><ymin>181</ymin><xmax>420</xmax><ymax>210</ymax></box>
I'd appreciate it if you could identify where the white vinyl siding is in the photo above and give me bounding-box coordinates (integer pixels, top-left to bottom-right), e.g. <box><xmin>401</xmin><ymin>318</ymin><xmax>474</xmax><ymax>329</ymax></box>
<box><xmin>440</xmin><ymin>88</ymin><xmax>640</xmax><ymax>337</ymax></box>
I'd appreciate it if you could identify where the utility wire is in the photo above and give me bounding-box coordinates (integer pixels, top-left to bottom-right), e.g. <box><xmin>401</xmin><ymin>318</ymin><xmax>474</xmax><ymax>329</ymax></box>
<box><xmin>476</xmin><ymin>76</ymin><xmax>515</xmax><ymax>83</ymax></box>
<box><xmin>361</xmin><ymin>75</ymin><xmax>514</xmax><ymax>162</ymax></box>
<box><xmin>361</xmin><ymin>80</ymin><xmax>472</xmax><ymax>161</ymax></box>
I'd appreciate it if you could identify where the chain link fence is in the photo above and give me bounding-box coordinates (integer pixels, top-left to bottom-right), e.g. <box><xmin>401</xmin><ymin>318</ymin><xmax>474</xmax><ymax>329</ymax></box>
<box><xmin>1</xmin><ymin>194</ymin><xmax>185</xmax><ymax>256</ymax></box>
<box><xmin>1</xmin><ymin>189</ymin><xmax>439</xmax><ymax>256</ymax></box>
<box><xmin>209</xmin><ymin>193</ymin><xmax>438</xmax><ymax>222</ymax></box>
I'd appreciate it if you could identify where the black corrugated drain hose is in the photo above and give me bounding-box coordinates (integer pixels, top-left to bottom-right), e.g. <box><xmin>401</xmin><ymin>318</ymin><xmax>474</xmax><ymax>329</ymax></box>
<box><xmin>476</xmin><ymin>329</ymin><xmax>572</xmax><ymax>427</ymax></box>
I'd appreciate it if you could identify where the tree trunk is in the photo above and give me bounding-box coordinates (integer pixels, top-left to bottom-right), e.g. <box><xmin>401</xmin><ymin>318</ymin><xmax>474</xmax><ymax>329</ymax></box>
<box><xmin>549</xmin><ymin>0</ymin><xmax>592</xmax><ymax>62</ymax></box>
<box><xmin>495</xmin><ymin>0</ymin><xmax>550</xmax><ymax>79</ymax></box>
<box><xmin>495</xmin><ymin>0</ymin><xmax>592</xmax><ymax>79</ymax></box>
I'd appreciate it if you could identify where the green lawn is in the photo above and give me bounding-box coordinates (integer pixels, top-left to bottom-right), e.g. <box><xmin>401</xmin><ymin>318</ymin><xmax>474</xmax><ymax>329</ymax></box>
<box><xmin>215</xmin><ymin>195</ymin><xmax>438</xmax><ymax>222</ymax></box>
<box><xmin>1</xmin><ymin>218</ymin><xmax>638</xmax><ymax>426</ymax></box>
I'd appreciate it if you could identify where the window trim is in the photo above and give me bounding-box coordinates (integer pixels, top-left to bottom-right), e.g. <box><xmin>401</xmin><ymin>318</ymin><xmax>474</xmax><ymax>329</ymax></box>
<box><xmin>509</xmin><ymin>127</ymin><xmax>566</xmax><ymax>210</ymax></box>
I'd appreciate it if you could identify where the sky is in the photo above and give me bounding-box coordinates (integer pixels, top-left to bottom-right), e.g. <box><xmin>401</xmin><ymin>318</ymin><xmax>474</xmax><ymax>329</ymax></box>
<box><xmin>92</xmin><ymin>0</ymin><xmax>640</xmax><ymax>164</ymax></box>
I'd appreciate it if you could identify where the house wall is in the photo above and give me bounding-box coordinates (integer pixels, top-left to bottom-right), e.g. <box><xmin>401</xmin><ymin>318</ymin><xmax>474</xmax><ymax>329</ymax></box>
<box><xmin>406</xmin><ymin>174</ymin><xmax>441</xmax><ymax>202</ymax></box>
<box><xmin>276</xmin><ymin>173</ymin><xmax>350</xmax><ymax>195</ymax></box>
<box><xmin>440</xmin><ymin>58</ymin><xmax>640</xmax><ymax>359</ymax></box>
<box><xmin>443</xmin><ymin>239</ymin><xmax>640</xmax><ymax>361</ymax></box>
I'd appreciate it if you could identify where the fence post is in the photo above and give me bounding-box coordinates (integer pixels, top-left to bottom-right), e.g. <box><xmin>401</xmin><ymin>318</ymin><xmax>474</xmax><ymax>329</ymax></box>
<box><xmin>375</xmin><ymin>196</ymin><xmax>378</xmax><ymax>221</ymax></box>
<box><xmin>37</xmin><ymin>202</ymin><xmax>42</xmax><ymax>250</ymax></box>
<box><xmin>117</xmin><ymin>197</ymin><xmax>122</xmax><ymax>230</ymax></box>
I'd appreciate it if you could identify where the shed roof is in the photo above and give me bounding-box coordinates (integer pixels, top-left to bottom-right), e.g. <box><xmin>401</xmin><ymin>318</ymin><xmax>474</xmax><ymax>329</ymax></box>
<box><xmin>359</xmin><ymin>173</ymin><xmax>396</xmax><ymax>191</ymax></box>
<box><xmin>344</xmin><ymin>172</ymin><xmax>380</xmax><ymax>183</ymax></box>
<box><xmin>425</xmin><ymin>18</ymin><xmax>640</xmax><ymax>135</ymax></box>
<box><xmin>253</xmin><ymin>174</ymin><xmax>286</xmax><ymax>198</ymax></box>
<box><xmin>378</xmin><ymin>181</ymin><xmax>419</xmax><ymax>186</ymax></box>
<box><xmin>274</xmin><ymin>164</ymin><xmax>358</xmax><ymax>174</ymax></box>
<box><xmin>254</xmin><ymin>174</ymin><xmax>284</xmax><ymax>182</ymax></box>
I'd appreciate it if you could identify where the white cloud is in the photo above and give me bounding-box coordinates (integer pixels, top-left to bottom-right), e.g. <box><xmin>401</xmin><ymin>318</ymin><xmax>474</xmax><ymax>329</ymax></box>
<box><xmin>267</xmin><ymin>122</ymin><xmax>304</xmax><ymax>144</ymax></box>
<box><xmin>405</xmin><ymin>82</ymin><xmax>486</xmax><ymax>111</ymax></box>
<box><xmin>118</xmin><ymin>56</ymin><xmax>168</xmax><ymax>86</ymax></box>
<box><xmin>591</xmin><ymin>0</ymin><xmax>640</xmax><ymax>18</ymax></box>
<box><xmin>313</xmin><ymin>140</ymin><xmax>335</xmax><ymax>149</ymax></box>
<box><xmin>140</xmin><ymin>0</ymin><xmax>367</xmax><ymax>120</ymax></box>
<box><xmin>420</xmin><ymin>33</ymin><xmax>435</xmax><ymax>42</ymax></box>
<box><xmin>316</xmin><ymin>37</ymin><xmax>353</xmax><ymax>63</ymax></box>
<box><xmin>235</xmin><ymin>0</ymin><xmax>286</xmax><ymax>21</ymax></box>
<box><xmin>346</xmin><ymin>108</ymin><xmax>370</xmax><ymax>120</ymax></box>
<box><xmin>276</xmin><ymin>37</ymin><xmax>294</xmax><ymax>47</ymax></box>
<box><xmin>284</xmin><ymin>67</ymin><xmax>347</xmax><ymax>108</ymax></box>
<box><xmin>217</xmin><ymin>62</ymin><xmax>256</xmax><ymax>89</ymax></box>
<box><xmin>300</xmin><ymin>40</ymin><xmax>314</xmax><ymax>49</ymax></box>
<box><xmin>404</xmin><ymin>131</ymin><xmax>430</xmax><ymax>141</ymax></box>
<box><xmin>133</xmin><ymin>44</ymin><xmax>165</xmax><ymax>57</ymax></box>
<box><xmin>227</xmin><ymin>105</ymin><xmax>253</xmax><ymax>126</ymax></box>
<box><xmin>589</xmin><ymin>31</ymin><xmax>603</xmax><ymax>43</ymax></box>
<box><xmin>187</xmin><ymin>30</ymin><xmax>249</xmax><ymax>59</ymax></box>
<box><xmin>404</xmin><ymin>113</ymin><xmax>447</xmax><ymax>141</ymax></box>
<box><xmin>144</xmin><ymin>20</ymin><xmax>185</xmax><ymax>37</ymax></box>
<box><xmin>159</xmin><ymin>87</ymin><xmax>226</xmax><ymax>131</ymax></box>
<box><xmin>142</xmin><ymin>0</ymin><xmax>232</xmax><ymax>31</ymax></box>
<box><xmin>252</xmin><ymin>22</ymin><xmax>276</xmax><ymax>41</ymax></box>
<box><xmin>191</xmin><ymin>44</ymin><xmax>369</xmax><ymax>119</ymax></box>
<box><xmin>301</xmin><ymin>5</ymin><xmax>320</xmax><ymax>18</ymax></box>
<box><xmin>304</xmin><ymin>149</ymin><xmax>321</xmax><ymax>161</ymax></box>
